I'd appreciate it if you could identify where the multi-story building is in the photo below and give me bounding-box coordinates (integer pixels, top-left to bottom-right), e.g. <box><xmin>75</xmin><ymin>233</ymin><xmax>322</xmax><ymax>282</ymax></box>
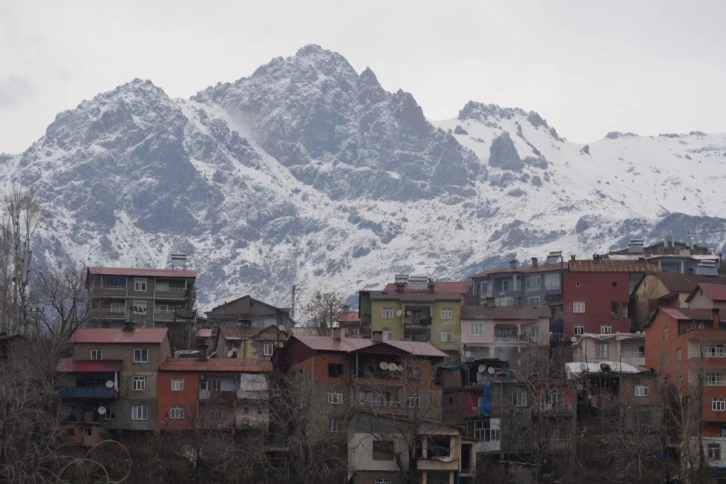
<box><xmin>56</xmin><ymin>326</ymin><xmax>172</xmax><ymax>444</ymax></box>
<box><xmin>213</xmin><ymin>324</ymin><xmax>289</xmax><ymax>360</ymax></box>
<box><xmin>608</xmin><ymin>237</ymin><xmax>719</xmax><ymax>275</ymax></box>
<box><xmin>687</xmin><ymin>283</ymin><xmax>726</xmax><ymax>311</ymax></box>
<box><xmin>157</xmin><ymin>355</ymin><xmax>271</xmax><ymax>431</ymax></box>
<box><xmin>205</xmin><ymin>295</ymin><xmax>294</xmax><ymax>328</ymax></box>
<box><xmin>563</xmin><ymin>258</ymin><xmax>657</xmax><ymax>339</ymax></box>
<box><xmin>645</xmin><ymin>307</ymin><xmax>726</xmax><ymax>467</ymax></box>
<box><xmin>460</xmin><ymin>305</ymin><xmax>550</xmax><ymax>366</ymax></box>
<box><xmin>86</xmin><ymin>266</ymin><xmax>197</xmax><ymax>353</ymax></box>
<box><xmin>359</xmin><ymin>276</ymin><xmax>468</xmax><ymax>362</ymax></box>
<box><xmin>571</xmin><ymin>333</ymin><xmax>646</xmax><ymax>368</ymax></box>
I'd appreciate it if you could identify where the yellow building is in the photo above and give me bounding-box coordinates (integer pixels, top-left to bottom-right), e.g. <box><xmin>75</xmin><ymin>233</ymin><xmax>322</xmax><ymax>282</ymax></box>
<box><xmin>361</xmin><ymin>276</ymin><xmax>470</xmax><ymax>362</ymax></box>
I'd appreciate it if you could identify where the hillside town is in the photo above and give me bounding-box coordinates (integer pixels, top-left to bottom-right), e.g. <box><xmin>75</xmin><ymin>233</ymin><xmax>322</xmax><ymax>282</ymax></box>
<box><xmin>3</xmin><ymin>235</ymin><xmax>721</xmax><ymax>483</ymax></box>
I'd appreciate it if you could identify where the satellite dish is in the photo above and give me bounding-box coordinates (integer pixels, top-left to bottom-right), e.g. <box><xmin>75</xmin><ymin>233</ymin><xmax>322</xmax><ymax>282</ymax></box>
<box><xmin>380</xmin><ymin>361</ymin><xmax>389</xmax><ymax>370</ymax></box>
<box><xmin>465</xmin><ymin>351</ymin><xmax>472</xmax><ymax>358</ymax></box>
<box><xmin>105</xmin><ymin>380</ymin><xmax>114</xmax><ymax>389</ymax></box>
<box><xmin>478</xmin><ymin>365</ymin><xmax>487</xmax><ymax>373</ymax></box>
<box><xmin>278</xmin><ymin>325</ymin><xmax>285</xmax><ymax>332</ymax></box>
<box><xmin>396</xmin><ymin>310</ymin><xmax>403</xmax><ymax>316</ymax></box>
<box><xmin>227</xmin><ymin>349</ymin><xmax>235</xmax><ymax>357</ymax></box>
<box><xmin>570</xmin><ymin>336</ymin><xmax>578</xmax><ymax>343</ymax></box>
<box><xmin>487</xmin><ymin>367</ymin><xmax>496</xmax><ymax>375</ymax></box>
<box><xmin>579</xmin><ymin>363</ymin><xmax>588</xmax><ymax>371</ymax></box>
<box><xmin>406</xmin><ymin>310</ymin><xmax>412</xmax><ymax>316</ymax></box>
<box><xmin>396</xmin><ymin>364</ymin><xmax>404</xmax><ymax>372</ymax></box>
<box><xmin>97</xmin><ymin>406</ymin><xmax>106</xmax><ymax>415</ymax></box>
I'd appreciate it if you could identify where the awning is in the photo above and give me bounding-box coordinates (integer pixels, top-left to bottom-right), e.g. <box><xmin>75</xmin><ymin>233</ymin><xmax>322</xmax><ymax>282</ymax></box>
<box><xmin>56</xmin><ymin>358</ymin><xmax>123</xmax><ymax>373</ymax></box>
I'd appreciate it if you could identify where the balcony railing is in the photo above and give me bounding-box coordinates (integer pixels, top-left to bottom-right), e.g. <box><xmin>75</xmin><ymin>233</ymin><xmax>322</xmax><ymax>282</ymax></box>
<box><xmin>155</xmin><ymin>287</ymin><xmax>190</xmax><ymax>300</ymax></box>
<box><xmin>99</xmin><ymin>309</ymin><xmax>126</xmax><ymax>320</ymax></box>
<box><xmin>154</xmin><ymin>309</ymin><xmax>177</xmax><ymax>322</ymax></box>
<box><xmin>358</xmin><ymin>400</ymin><xmax>401</xmax><ymax>408</ymax></box>
<box><xmin>90</xmin><ymin>287</ymin><xmax>126</xmax><ymax>298</ymax></box>
<box><xmin>621</xmin><ymin>350</ymin><xmax>646</xmax><ymax>358</ymax></box>
<box><xmin>58</xmin><ymin>386</ymin><xmax>116</xmax><ymax>398</ymax></box>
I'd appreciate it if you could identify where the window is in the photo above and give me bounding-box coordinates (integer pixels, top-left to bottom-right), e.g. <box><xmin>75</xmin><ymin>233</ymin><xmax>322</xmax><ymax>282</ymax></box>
<box><xmin>676</xmin><ymin>348</ymin><xmax>682</xmax><ymax>360</ymax></box>
<box><xmin>714</xmin><ymin>398</ymin><xmax>726</xmax><ymax>412</ymax></box>
<box><xmin>84</xmin><ymin>427</ymin><xmax>93</xmax><ymax>437</ymax></box>
<box><xmin>573</xmin><ymin>301</ymin><xmax>585</xmax><ymax>313</ymax></box>
<box><xmin>133</xmin><ymin>348</ymin><xmax>149</xmax><ymax>363</ymax></box>
<box><xmin>328</xmin><ymin>418</ymin><xmax>341</xmax><ymax>433</ymax></box>
<box><xmin>526</xmin><ymin>325</ymin><xmax>540</xmax><ymax>340</ymax></box>
<box><xmin>441</xmin><ymin>308</ymin><xmax>453</xmax><ymax>320</ymax></box>
<box><xmin>708</xmin><ymin>443</ymin><xmax>721</xmax><ymax>461</ymax></box>
<box><xmin>574</xmin><ymin>325</ymin><xmax>584</xmax><ymax>336</ymax></box>
<box><xmin>104</xmin><ymin>406</ymin><xmax>116</xmax><ymax>420</ymax></box>
<box><xmin>349</xmin><ymin>327</ymin><xmax>360</xmax><ymax>337</ymax></box>
<box><xmin>382</xmin><ymin>329</ymin><xmax>393</xmax><ymax>341</ymax></box>
<box><xmin>210</xmin><ymin>409</ymin><xmax>222</xmax><ymax>421</ymax></box>
<box><xmin>109</xmin><ymin>302</ymin><xmax>125</xmax><ymax>314</ymax></box>
<box><xmin>156</xmin><ymin>281</ymin><xmax>170</xmax><ymax>292</ymax></box>
<box><xmin>496</xmin><ymin>296</ymin><xmax>513</xmax><ymax>307</ymax></box>
<box><xmin>706</xmin><ymin>345</ymin><xmax>725</xmax><ymax>357</ymax></box>
<box><xmin>479</xmin><ymin>281</ymin><xmax>490</xmax><ymax>301</ymax></box>
<box><xmin>474</xmin><ymin>420</ymin><xmax>501</xmax><ymax>442</ymax></box>
<box><xmin>544</xmin><ymin>273</ymin><xmax>560</xmax><ymax>290</ymax></box>
<box><xmin>328</xmin><ymin>391</ymin><xmax>343</xmax><ymax>405</ymax></box>
<box><xmin>263</xmin><ymin>343</ymin><xmax>275</xmax><ymax>356</ymax></box>
<box><xmin>131</xmin><ymin>300</ymin><xmax>147</xmax><ymax>314</ymax></box>
<box><xmin>133</xmin><ymin>376</ymin><xmax>146</xmax><ymax>391</ymax></box>
<box><xmin>90</xmin><ymin>349</ymin><xmax>102</xmax><ymax>360</ymax></box>
<box><xmin>131</xmin><ymin>405</ymin><xmax>148</xmax><ymax>421</ymax></box>
<box><xmin>328</xmin><ymin>363</ymin><xmax>344</xmax><ymax>378</ymax></box>
<box><xmin>440</xmin><ymin>330</ymin><xmax>453</xmax><ymax>343</ymax></box>
<box><xmin>526</xmin><ymin>276</ymin><xmax>540</xmax><ymax>292</ymax></box>
<box><xmin>134</xmin><ymin>278</ymin><xmax>147</xmax><ymax>291</ymax></box>
<box><xmin>541</xmin><ymin>392</ymin><xmax>565</xmax><ymax>408</ymax></box>
<box><xmin>600</xmin><ymin>325</ymin><xmax>612</xmax><ymax>335</ymax></box>
<box><xmin>708</xmin><ymin>373</ymin><xmax>724</xmax><ymax>386</ymax></box>
<box><xmin>382</xmin><ymin>308</ymin><xmax>394</xmax><ymax>319</ymax></box>
<box><xmin>596</xmin><ymin>343</ymin><xmax>609</xmax><ymax>359</ymax></box>
<box><xmin>102</xmin><ymin>276</ymin><xmax>126</xmax><ymax>288</ymax></box>
<box><xmin>372</xmin><ymin>441</ymin><xmax>395</xmax><ymax>460</ymax></box>
<box><xmin>471</xmin><ymin>323</ymin><xmax>483</xmax><ymax>336</ymax></box>
<box><xmin>528</xmin><ymin>296</ymin><xmax>541</xmax><ymax>305</ymax></box>
<box><xmin>171</xmin><ymin>378</ymin><xmax>184</xmax><ymax>391</ymax></box>
<box><xmin>634</xmin><ymin>385</ymin><xmax>649</xmax><ymax>397</ymax></box>
<box><xmin>663</xmin><ymin>326</ymin><xmax>668</xmax><ymax>340</ymax></box>
<box><xmin>375</xmin><ymin>480</ymin><xmax>392</xmax><ymax>484</ymax></box>
<box><xmin>501</xmin><ymin>279</ymin><xmax>512</xmax><ymax>292</ymax></box>
<box><xmin>406</xmin><ymin>395</ymin><xmax>421</xmax><ymax>408</ymax></box>
<box><xmin>512</xmin><ymin>390</ymin><xmax>528</xmax><ymax>407</ymax></box>
<box><xmin>169</xmin><ymin>405</ymin><xmax>184</xmax><ymax>420</ymax></box>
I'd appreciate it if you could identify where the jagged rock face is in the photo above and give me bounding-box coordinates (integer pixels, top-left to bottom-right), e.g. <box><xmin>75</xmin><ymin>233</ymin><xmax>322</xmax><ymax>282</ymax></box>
<box><xmin>2</xmin><ymin>44</ymin><xmax>726</xmax><ymax>309</ymax></box>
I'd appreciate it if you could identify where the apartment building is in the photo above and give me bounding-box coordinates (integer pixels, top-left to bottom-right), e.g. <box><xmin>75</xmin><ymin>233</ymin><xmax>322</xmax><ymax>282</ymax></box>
<box><xmin>205</xmin><ymin>295</ymin><xmax>294</xmax><ymax>328</ymax></box>
<box><xmin>56</xmin><ymin>326</ymin><xmax>172</xmax><ymax>444</ymax></box>
<box><xmin>157</xmin><ymin>356</ymin><xmax>271</xmax><ymax>431</ymax></box>
<box><xmin>359</xmin><ymin>276</ymin><xmax>468</xmax><ymax>362</ymax></box>
<box><xmin>213</xmin><ymin>324</ymin><xmax>290</xmax><ymax>359</ymax></box>
<box><xmin>460</xmin><ymin>305</ymin><xmax>550</xmax><ymax>366</ymax></box>
<box><xmin>645</xmin><ymin>307</ymin><xmax>726</xmax><ymax>467</ymax></box>
<box><xmin>572</xmin><ymin>333</ymin><xmax>646</xmax><ymax>369</ymax></box>
<box><xmin>608</xmin><ymin>237</ymin><xmax>719</xmax><ymax>275</ymax></box>
<box><xmin>563</xmin><ymin>258</ymin><xmax>657</xmax><ymax>339</ymax></box>
<box><xmin>86</xmin><ymin>266</ymin><xmax>197</xmax><ymax>329</ymax></box>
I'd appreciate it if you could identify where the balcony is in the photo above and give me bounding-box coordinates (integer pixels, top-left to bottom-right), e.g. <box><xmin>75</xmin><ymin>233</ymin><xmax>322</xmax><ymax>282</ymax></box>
<box><xmin>200</xmin><ymin>390</ymin><xmax>237</xmax><ymax>401</ymax></box>
<box><xmin>154</xmin><ymin>309</ymin><xmax>177</xmax><ymax>322</ymax></box>
<box><xmin>154</xmin><ymin>287</ymin><xmax>190</xmax><ymax>300</ymax></box>
<box><xmin>90</xmin><ymin>286</ymin><xmax>126</xmax><ymax>298</ymax></box>
<box><xmin>99</xmin><ymin>308</ymin><xmax>126</xmax><ymax>320</ymax></box>
<box><xmin>58</xmin><ymin>386</ymin><xmax>117</xmax><ymax>398</ymax></box>
<box><xmin>538</xmin><ymin>402</ymin><xmax>573</xmax><ymax>414</ymax></box>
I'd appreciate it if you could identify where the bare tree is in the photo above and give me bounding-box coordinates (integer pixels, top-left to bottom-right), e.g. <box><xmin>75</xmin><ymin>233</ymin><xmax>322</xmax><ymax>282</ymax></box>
<box><xmin>300</xmin><ymin>291</ymin><xmax>345</xmax><ymax>336</ymax></box>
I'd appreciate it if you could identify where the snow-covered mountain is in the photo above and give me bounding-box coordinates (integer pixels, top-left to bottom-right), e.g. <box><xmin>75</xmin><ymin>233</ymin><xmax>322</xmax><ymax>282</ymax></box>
<box><xmin>1</xmin><ymin>45</ymin><xmax>725</xmax><ymax>309</ymax></box>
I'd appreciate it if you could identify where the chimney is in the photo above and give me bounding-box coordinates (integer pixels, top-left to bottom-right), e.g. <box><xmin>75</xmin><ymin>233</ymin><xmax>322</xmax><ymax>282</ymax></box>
<box><xmin>198</xmin><ymin>343</ymin><xmax>209</xmax><ymax>361</ymax></box>
<box><xmin>486</xmin><ymin>297</ymin><xmax>496</xmax><ymax>308</ymax></box>
<box><xmin>333</xmin><ymin>327</ymin><xmax>341</xmax><ymax>341</ymax></box>
<box><xmin>428</xmin><ymin>278</ymin><xmax>435</xmax><ymax>292</ymax></box>
<box><xmin>531</xmin><ymin>257</ymin><xmax>538</xmax><ymax>267</ymax></box>
<box><xmin>570</xmin><ymin>254</ymin><xmax>576</xmax><ymax>262</ymax></box>
<box><xmin>713</xmin><ymin>308</ymin><xmax>721</xmax><ymax>330</ymax></box>
<box><xmin>342</xmin><ymin>305</ymin><xmax>350</xmax><ymax>313</ymax></box>
<box><xmin>593</xmin><ymin>254</ymin><xmax>601</xmax><ymax>263</ymax></box>
<box><xmin>509</xmin><ymin>260</ymin><xmax>517</xmax><ymax>269</ymax></box>
<box><xmin>123</xmin><ymin>321</ymin><xmax>135</xmax><ymax>332</ymax></box>
<box><xmin>372</xmin><ymin>331</ymin><xmax>383</xmax><ymax>343</ymax></box>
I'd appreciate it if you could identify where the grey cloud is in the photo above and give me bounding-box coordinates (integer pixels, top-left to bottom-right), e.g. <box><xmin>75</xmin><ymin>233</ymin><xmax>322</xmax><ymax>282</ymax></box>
<box><xmin>0</xmin><ymin>75</ymin><xmax>36</xmax><ymax>108</ymax></box>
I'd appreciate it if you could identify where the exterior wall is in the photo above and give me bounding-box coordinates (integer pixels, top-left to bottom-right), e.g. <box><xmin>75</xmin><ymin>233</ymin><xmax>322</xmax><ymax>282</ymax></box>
<box><xmin>688</xmin><ymin>291</ymin><xmax>726</xmax><ymax>311</ymax></box>
<box><xmin>206</xmin><ymin>297</ymin><xmax>293</xmax><ymax>327</ymax></box>
<box><xmin>633</xmin><ymin>275</ymin><xmax>670</xmax><ymax>329</ymax></box>
<box><xmin>239</xmin><ymin>329</ymin><xmax>288</xmax><ymax>359</ymax></box>
<box><xmin>473</xmin><ymin>270</ymin><xmax>562</xmax><ymax>307</ymax></box>
<box><xmin>563</xmin><ymin>272</ymin><xmax>631</xmax><ymax>339</ymax></box>
<box><xmin>572</xmin><ymin>336</ymin><xmax>646</xmax><ymax>367</ymax></box>
<box><xmin>157</xmin><ymin>371</ymin><xmax>199</xmax><ymax>431</ymax></box>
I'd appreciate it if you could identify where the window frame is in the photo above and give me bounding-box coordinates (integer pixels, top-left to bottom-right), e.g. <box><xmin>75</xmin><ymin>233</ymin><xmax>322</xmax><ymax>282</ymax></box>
<box><xmin>708</xmin><ymin>443</ymin><xmax>721</xmax><ymax>461</ymax></box>
<box><xmin>133</xmin><ymin>348</ymin><xmax>149</xmax><ymax>363</ymax></box>
<box><xmin>263</xmin><ymin>342</ymin><xmax>275</xmax><ymax>356</ymax></box>
<box><xmin>573</xmin><ymin>301</ymin><xmax>586</xmax><ymax>313</ymax></box>
<box><xmin>328</xmin><ymin>417</ymin><xmax>341</xmax><ymax>433</ymax></box>
<box><xmin>596</xmin><ymin>343</ymin><xmax>609</xmax><ymax>359</ymax></box>
<box><xmin>512</xmin><ymin>390</ymin><xmax>528</xmax><ymax>407</ymax></box>
<box><xmin>574</xmin><ymin>325</ymin><xmax>584</xmax><ymax>336</ymax></box>
<box><xmin>440</xmin><ymin>330</ymin><xmax>453</xmax><ymax>343</ymax></box>
<box><xmin>327</xmin><ymin>363</ymin><xmax>344</xmax><ymax>378</ymax></box>
<box><xmin>526</xmin><ymin>275</ymin><xmax>540</xmax><ymax>292</ymax></box>
<box><xmin>381</xmin><ymin>307</ymin><xmax>394</xmax><ymax>319</ymax></box>
<box><xmin>328</xmin><ymin>391</ymin><xmax>343</xmax><ymax>405</ymax></box>
<box><xmin>600</xmin><ymin>325</ymin><xmax>612</xmax><ymax>335</ymax></box>
<box><xmin>471</xmin><ymin>323</ymin><xmax>483</xmax><ymax>336</ymax></box>
<box><xmin>372</xmin><ymin>440</ymin><xmax>395</xmax><ymax>461</ymax></box>
<box><xmin>133</xmin><ymin>278</ymin><xmax>147</xmax><ymax>292</ymax></box>
<box><xmin>169</xmin><ymin>405</ymin><xmax>184</xmax><ymax>420</ymax></box>
<box><xmin>440</xmin><ymin>307</ymin><xmax>453</xmax><ymax>320</ymax></box>
<box><xmin>90</xmin><ymin>349</ymin><xmax>103</xmax><ymax>360</ymax></box>
<box><xmin>707</xmin><ymin>373</ymin><xmax>724</xmax><ymax>386</ymax></box>
<box><xmin>634</xmin><ymin>384</ymin><xmax>649</xmax><ymax>397</ymax></box>
<box><xmin>349</xmin><ymin>327</ymin><xmax>360</xmax><ymax>337</ymax></box>
<box><xmin>171</xmin><ymin>378</ymin><xmax>184</xmax><ymax>391</ymax></box>
<box><xmin>131</xmin><ymin>405</ymin><xmax>148</xmax><ymax>421</ymax></box>
<box><xmin>133</xmin><ymin>376</ymin><xmax>146</xmax><ymax>391</ymax></box>
<box><xmin>713</xmin><ymin>398</ymin><xmax>726</xmax><ymax>412</ymax></box>
<box><xmin>528</xmin><ymin>296</ymin><xmax>541</xmax><ymax>305</ymax></box>
<box><xmin>382</xmin><ymin>329</ymin><xmax>394</xmax><ymax>341</ymax></box>
<box><xmin>406</xmin><ymin>395</ymin><xmax>421</xmax><ymax>408</ymax></box>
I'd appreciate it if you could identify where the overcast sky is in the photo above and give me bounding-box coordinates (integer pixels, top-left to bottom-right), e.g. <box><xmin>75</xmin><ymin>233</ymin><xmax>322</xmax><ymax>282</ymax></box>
<box><xmin>2</xmin><ymin>0</ymin><xmax>726</xmax><ymax>153</ymax></box>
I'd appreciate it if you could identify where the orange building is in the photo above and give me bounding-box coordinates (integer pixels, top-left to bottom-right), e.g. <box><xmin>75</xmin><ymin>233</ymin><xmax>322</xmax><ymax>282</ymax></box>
<box><xmin>157</xmin><ymin>357</ymin><xmax>271</xmax><ymax>431</ymax></box>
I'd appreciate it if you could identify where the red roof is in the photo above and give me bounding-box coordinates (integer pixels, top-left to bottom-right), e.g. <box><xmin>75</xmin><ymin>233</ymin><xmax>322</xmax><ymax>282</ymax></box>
<box><xmin>472</xmin><ymin>263</ymin><xmax>563</xmax><ymax>278</ymax></box>
<box><xmin>568</xmin><ymin>260</ymin><xmax>658</xmax><ymax>273</ymax></box>
<box><xmin>336</xmin><ymin>311</ymin><xmax>360</xmax><ymax>322</ymax></box>
<box><xmin>56</xmin><ymin>358</ymin><xmax>123</xmax><ymax>373</ymax></box>
<box><xmin>660</xmin><ymin>308</ymin><xmax>717</xmax><ymax>321</ymax></box>
<box><xmin>159</xmin><ymin>358</ymin><xmax>272</xmax><ymax>372</ymax></box>
<box><xmin>73</xmin><ymin>328</ymin><xmax>168</xmax><ymax>344</ymax></box>
<box><xmin>87</xmin><ymin>266</ymin><xmax>197</xmax><ymax>278</ymax></box>
<box><xmin>291</xmin><ymin>336</ymin><xmax>447</xmax><ymax>358</ymax></box>
<box><xmin>382</xmin><ymin>281</ymin><xmax>472</xmax><ymax>294</ymax></box>
<box><xmin>697</xmin><ymin>284</ymin><xmax>726</xmax><ymax>302</ymax></box>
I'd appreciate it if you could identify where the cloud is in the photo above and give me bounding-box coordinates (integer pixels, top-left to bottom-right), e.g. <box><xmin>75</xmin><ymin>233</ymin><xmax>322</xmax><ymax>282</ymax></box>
<box><xmin>0</xmin><ymin>75</ymin><xmax>36</xmax><ymax>108</ymax></box>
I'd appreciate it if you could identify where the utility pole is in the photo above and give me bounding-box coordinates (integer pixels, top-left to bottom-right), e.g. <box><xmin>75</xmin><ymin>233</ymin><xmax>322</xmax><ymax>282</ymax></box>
<box><xmin>291</xmin><ymin>285</ymin><xmax>297</xmax><ymax>321</ymax></box>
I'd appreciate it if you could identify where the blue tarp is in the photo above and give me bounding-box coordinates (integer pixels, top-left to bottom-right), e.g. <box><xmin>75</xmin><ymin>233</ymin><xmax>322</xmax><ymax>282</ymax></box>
<box><xmin>480</xmin><ymin>382</ymin><xmax>491</xmax><ymax>415</ymax></box>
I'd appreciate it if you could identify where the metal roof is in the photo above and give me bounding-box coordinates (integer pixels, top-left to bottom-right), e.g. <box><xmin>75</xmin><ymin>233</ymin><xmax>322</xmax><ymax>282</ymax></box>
<box><xmin>572</xmin><ymin>333</ymin><xmax>644</xmax><ymax>348</ymax></box>
<box><xmin>87</xmin><ymin>266</ymin><xmax>197</xmax><ymax>278</ymax></box>
<box><xmin>72</xmin><ymin>328</ymin><xmax>168</xmax><ymax>344</ymax></box>
<box><xmin>660</xmin><ymin>308</ymin><xmax>717</xmax><ymax>321</ymax></box>
<box><xmin>656</xmin><ymin>273</ymin><xmax>726</xmax><ymax>293</ymax></box>
<box><xmin>159</xmin><ymin>358</ymin><xmax>272</xmax><ymax>372</ymax></box>
<box><xmin>696</xmin><ymin>284</ymin><xmax>726</xmax><ymax>302</ymax></box>
<box><xmin>291</xmin><ymin>336</ymin><xmax>447</xmax><ymax>358</ymax></box>
<box><xmin>382</xmin><ymin>281</ymin><xmax>473</xmax><ymax>294</ymax></box>
<box><xmin>568</xmin><ymin>260</ymin><xmax>659</xmax><ymax>273</ymax></box>
<box><xmin>460</xmin><ymin>305</ymin><xmax>551</xmax><ymax>320</ymax></box>
<box><xmin>196</xmin><ymin>329</ymin><xmax>213</xmax><ymax>338</ymax></box>
<box><xmin>56</xmin><ymin>358</ymin><xmax>123</xmax><ymax>373</ymax></box>
<box><xmin>471</xmin><ymin>263</ymin><xmax>563</xmax><ymax>279</ymax></box>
